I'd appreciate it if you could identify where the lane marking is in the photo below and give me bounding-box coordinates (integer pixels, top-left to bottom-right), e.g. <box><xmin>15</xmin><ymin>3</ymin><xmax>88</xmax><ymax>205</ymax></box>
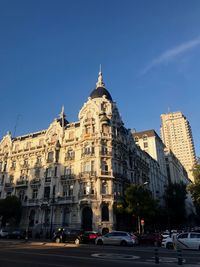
<box><xmin>147</xmin><ymin>256</ymin><xmax>186</xmax><ymax>263</ymax></box>
<box><xmin>92</xmin><ymin>253</ymin><xmax>140</xmax><ymax>260</ymax></box>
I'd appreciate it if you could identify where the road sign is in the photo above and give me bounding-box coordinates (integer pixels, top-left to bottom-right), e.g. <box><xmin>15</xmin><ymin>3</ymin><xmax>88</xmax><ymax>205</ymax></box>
<box><xmin>141</xmin><ymin>219</ymin><xmax>145</xmax><ymax>225</ymax></box>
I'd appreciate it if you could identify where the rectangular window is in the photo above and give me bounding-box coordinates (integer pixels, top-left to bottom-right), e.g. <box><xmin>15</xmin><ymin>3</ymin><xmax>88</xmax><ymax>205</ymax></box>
<box><xmin>47</xmin><ymin>152</ymin><xmax>54</xmax><ymax>163</ymax></box>
<box><xmin>32</xmin><ymin>189</ymin><xmax>38</xmax><ymax>199</ymax></box>
<box><xmin>143</xmin><ymin>142</ymin><xmax>148</xmax><ymax>148</ymax></box>
<box><xmin>44</xmin><ymin>186</ymin><xmax>50</xmax><ymax>199</ymax></box>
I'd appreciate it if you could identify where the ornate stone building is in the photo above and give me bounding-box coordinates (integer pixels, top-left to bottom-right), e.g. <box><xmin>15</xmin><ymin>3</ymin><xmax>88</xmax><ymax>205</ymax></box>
<box><xmin>0</xmin><ymin>72</ymin><xmax>167</xmax><ymax>236</ymax></box>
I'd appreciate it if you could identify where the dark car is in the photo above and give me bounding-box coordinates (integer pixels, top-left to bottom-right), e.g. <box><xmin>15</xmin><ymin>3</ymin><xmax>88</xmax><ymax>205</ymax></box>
<box><xmin>138</xmin><ymin>233</ymin><xmax>162</xmax><ymax>246</ymax></box>
<box><xmin>81</xmin><ymin>231</ymin><xmax>100</xmax><ymax>243</ymax></box>
<box><xmin>8</xmin><ymin>229</ymin><xmax>32</xmax><ymax>239</ymax></box>
<box><xmin>52</xmin><ymin>228</ymin><xmax>83</xmax><ymax>244</ymax></box>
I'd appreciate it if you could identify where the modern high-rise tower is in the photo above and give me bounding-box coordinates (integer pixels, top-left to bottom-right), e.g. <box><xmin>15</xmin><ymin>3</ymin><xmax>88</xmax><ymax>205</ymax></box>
<box><xmin>160</xmin><ymin>111</ymin><xmax>196</xmax><ymax>181</ymax></box>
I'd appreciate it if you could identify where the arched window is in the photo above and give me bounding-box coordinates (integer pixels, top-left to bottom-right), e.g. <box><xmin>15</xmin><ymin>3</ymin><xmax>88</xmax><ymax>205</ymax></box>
<box><xmin>102</xmin><ymin>204</ymin><xmax>109</xmax><ymax>221</ymax></box>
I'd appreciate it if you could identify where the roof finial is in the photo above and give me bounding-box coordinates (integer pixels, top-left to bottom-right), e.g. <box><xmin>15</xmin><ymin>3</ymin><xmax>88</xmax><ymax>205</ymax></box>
<box><xmin>96</xmin><ymin>64</ymin><xmax>105</xmax><ymax>89</ymax></box>
<box><xmin>59</xmin><ymin>105</ymin><xmax>65</xmax><ymax>119</ymax></box>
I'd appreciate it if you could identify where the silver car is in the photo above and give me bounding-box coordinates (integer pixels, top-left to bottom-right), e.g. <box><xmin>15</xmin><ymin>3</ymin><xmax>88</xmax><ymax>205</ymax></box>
<box><xmin>161</xmin><ymin>236</ymin><xmax>173</xmax><ymax>249</ymax></box>
<box><xmin>0</xmin><ymin>229</ymin><xmax>8</xmax><ymax>238</ymax></box>
<box><xmin>95</xmin><ymin>231</ymin><xmax>137</xmax><ymax>246</ymax></box>
<box><xmin>173</xmin><ymin>232</ymin><xmax>200</xmax><ymax>250</ymax></box>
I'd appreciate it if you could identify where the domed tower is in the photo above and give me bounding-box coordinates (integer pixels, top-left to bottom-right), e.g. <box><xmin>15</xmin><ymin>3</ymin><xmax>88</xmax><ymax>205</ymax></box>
<box><xmin>78</xmin><ymin>70</ymin><xmax>116</xmax><ymax>232</ymax></box>
<box><xmin>89</xmin><ymin>70</ymin><xmax>113</xmax><ymax>102</ymax></box>
<box><xmin>78</xmin><ymin>70</ymin><xmax>133</xmax><ymax>233</ymax></box>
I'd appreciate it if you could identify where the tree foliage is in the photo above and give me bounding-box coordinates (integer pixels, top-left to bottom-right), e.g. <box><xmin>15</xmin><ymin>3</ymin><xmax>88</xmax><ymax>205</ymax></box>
<box><xmin>0</xmin><ymin>196</ymin><xmax>22</xmax><ymax>227</ymax></box>
<box><xmin>188</xmin><ymin>160</ymin><xmax>200</xmax><ymax>219</ymax></box>
<box><xmin>124</xmin><ymin>184</ymin><xmax>158</xmax><ymax>221</ymax></box>
<box><xmin>164</xmin><ymin>182</ymin><xmax>187</xmax><ymax>228</ymax></box>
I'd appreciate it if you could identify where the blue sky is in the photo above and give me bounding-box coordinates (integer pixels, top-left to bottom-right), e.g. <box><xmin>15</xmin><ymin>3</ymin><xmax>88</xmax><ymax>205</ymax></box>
<box><xmin>0</xmin><ymin>0</ymin><xmax>200</xmax><ymax>155</ymax></box>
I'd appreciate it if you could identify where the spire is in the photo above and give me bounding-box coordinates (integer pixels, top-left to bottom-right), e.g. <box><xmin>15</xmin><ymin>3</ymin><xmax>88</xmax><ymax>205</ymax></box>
<box><xmin>59</xmin><ymin>105</ymin><xmax>65</xmax><ymax>119</ymax></box>
<box><xmin>96</xmin><ymin>65</ymin><xmax>105</xmax><ymax>89</ymax></box>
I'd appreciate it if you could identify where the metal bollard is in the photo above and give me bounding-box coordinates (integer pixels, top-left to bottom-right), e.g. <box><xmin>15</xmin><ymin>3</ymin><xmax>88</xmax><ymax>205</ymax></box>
<box><xmin>177</xmin><ymin>249</ymin><xmax>183</xmax><ymax>265</ymax></box>
<box><xmin>154</xmin><ymin>247</ymin><xmax>159</xmax><ymax>264</ymax></box>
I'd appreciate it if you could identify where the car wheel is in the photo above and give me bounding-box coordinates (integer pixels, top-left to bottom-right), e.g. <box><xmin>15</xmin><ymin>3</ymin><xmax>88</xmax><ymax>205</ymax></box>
<box><xmin>97</xmin><ymin>239</ymin><xmax>103</xmax><ymax>245</ymax></box>
<box><xmin>74</xmin><ymin>238</ymin><xmax>80</xmax><ymax>245</ymax></box>
<box><xmin>120</xmin><ymin>240</ymin><xmax>127</xmax><ymax>246</ymax></box>
<box><xmin>55</xmin><ymin>237</ymin><xmax>61</xmax><ymax>243</ymax></box>
<box><xmin>166</xmin><ymin>242</ymin><xmax>172</xmax><ymax>249</ymax></box>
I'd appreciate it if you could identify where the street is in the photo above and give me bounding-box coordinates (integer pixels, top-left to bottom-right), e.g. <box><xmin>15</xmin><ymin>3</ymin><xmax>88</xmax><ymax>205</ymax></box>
<box><xmin>0</xmin><ymin>241</ymin><xmax>200</xmax><ymax>267</ymax></box>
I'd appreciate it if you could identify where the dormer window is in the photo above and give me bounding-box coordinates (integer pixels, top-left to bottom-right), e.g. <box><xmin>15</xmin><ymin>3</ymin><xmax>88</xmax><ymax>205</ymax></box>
<box><xmin>134</xmin><ymin>136</ymin><xmax>139</xmax><ymax>142</ymax></box>
<box><xmin>143</xmin><ymin>135</ymin><xmax>148</xmax><ymax>141</ymax></box>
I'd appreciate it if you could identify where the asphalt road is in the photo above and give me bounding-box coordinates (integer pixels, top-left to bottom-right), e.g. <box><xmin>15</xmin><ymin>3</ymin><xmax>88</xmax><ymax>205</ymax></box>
<box><xmin>0</xmin><ymin>241</ymin><xmax>200</xmax><ymax>267</ymax></box>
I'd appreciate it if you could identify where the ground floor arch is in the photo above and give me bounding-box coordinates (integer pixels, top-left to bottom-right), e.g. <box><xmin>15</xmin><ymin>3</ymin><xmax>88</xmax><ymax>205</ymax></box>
<box><xmin>81</xmin><ymin>206</ymin><xmax>93</xmax><ymax>231</ymax></box>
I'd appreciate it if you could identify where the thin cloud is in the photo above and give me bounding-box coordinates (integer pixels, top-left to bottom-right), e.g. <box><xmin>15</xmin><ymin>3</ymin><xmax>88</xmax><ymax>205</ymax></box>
<box><xmin>140</xmin><ymin>37</ymin><xmax>200</xmax><ymax>75</ymax></box>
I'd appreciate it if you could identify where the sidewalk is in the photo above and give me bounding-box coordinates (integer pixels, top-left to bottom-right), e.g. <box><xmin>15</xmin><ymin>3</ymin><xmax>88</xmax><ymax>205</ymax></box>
<box><xmin>0</xmin><ymin>238</ymin><xmax>78</xmax><ymax>247</ymax></box>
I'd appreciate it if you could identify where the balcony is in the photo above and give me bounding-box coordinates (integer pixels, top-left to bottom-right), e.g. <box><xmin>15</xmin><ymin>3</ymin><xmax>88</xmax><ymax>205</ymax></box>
<box><xmin>102</xmin><ymin>193</ymin><xmax>113</xmax><ymax>200</ymax></box>
<box><xmin>79</xmin><ymin>171</ymin><xmax>96</xmax><ymax>178</ymax></box>
<box><xmin>30</xmin><ymin>178</ymin><xmax>41</xmax><ymax>188</ymax></box>
<box><xmin>28</xmin><ymin>198</ymin><xmax>40</xmax><ymax>206</ymax></box>
<box><xmin>101</xmin><ymin>170</ymin><xmax>111</xmax><ymax>176</ymax></box>
<box><xmin>101</xmin><ymin>133</ymin><xmax>112</xmax><ymax>139</ymax></box>
<box><xmin>81</xmin><ymin>151</ymin><xmax>95</xmax><ymax>158</ymax></box>
<box><xmin>4</xmin><ymin>182</ymin><xmax>14</xmax><ymax>191</ymax></box>
<box><xmin>56</xmin><ymin>196</ymin><xmax>75</xmax><ymax>204</ymax></box>
<box><xmin>60</xmin><ymin>175</ymin><xmax>75</xmax><ymax>184</ymax></box>
<box><xmin>44</xmin><ymin>177</ymin><xmax>51</xmax><ymax>184</ymax></box>
<box><xmin>78</xmin><ymin>192</ymin><xmax>97</xmax><ymax>201</ymax></box>
<box><xmin>64</xmin><ymin>155</ymin><xmax>75</xmax><ymax>161</ymax></box>
<box><xmin>15</xmin><ymin>179</ymin><xmax>28</xmax><ymax>188</ymax></box>
<box><xmin>99</xmin><ymin>150</ymin><xmax>112</xmax><ymax>156</ymax></box>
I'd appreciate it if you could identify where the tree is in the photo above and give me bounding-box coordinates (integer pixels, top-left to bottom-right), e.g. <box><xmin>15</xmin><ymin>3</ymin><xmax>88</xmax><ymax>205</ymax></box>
<box><xmin>124</xmin><ymin>184</ymin><xmax>158</xmax><ymax>232</ymax></box>
<box><xmin>0</xmin><ymin>196</ymin><xmax>22</xmax><ymax>227</ymax></box>
<box><xmin>188</xmin><ymin>160</ymin><xmax>200</xmax><ymax>221</ymax></box>
<box><xmin>164</xmin><ymin>182</ymin><xmax>187</xmax><ymax>229</ymax></box>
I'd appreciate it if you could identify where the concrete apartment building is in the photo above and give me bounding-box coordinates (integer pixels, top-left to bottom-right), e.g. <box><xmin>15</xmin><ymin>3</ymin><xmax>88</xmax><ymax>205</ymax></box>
<box><xmin>160</xmin><ymin>112</ymin><xmax>196</xmax><ymax>181</ymax></box>
<box><xmin>133</xmin><ymin>129</ymin><xmax>195</xmax><ymax>217</ymax></box>
<box><xmin>0</xmin><ymin>72</ymin><xmax>167</xmax><ymax>236</ymax></box>
<box><xmin>132</xmin><ymin>130</ymin><xmax>168</xmax><ymax>201</ymax></box>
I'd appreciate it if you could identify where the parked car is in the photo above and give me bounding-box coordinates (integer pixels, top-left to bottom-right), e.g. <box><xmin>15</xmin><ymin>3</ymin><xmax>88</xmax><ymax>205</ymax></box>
<box><xmin>161</xmin><ymin>236</ymin><xmax>173</xmax><ymax>249</ymax></box>
<box><xmin>0</xmin><ymin>229</ymin><xmax>9</xmax><ymax>238</ymax></box>
<box><xmin>52</xmin><ymin>228</ymin><xmax>83</xmax><ymax>244</ymax></box>
<box><xmin>138</xmin><ymin>233</ymin><xmax>162</xmax><ymax>246</ymax></box>
<box><xmin>81</xmin><ymin>231</ymin><xmax>100</xmax><ymax>243</ymax></box>
<box><xmin>95</xmin><ymin>231</ymin><xmax>137</xmax><ymax>246</ymax></box>
<box><xmin>173</xmin><ymin>232</ymin><xmax>200</xmax><ymax>250</ymax></box>
<box><xmin>7</xmin><ymin>229</ymin><xmax>31</xmax><ymax>239</ymax></box>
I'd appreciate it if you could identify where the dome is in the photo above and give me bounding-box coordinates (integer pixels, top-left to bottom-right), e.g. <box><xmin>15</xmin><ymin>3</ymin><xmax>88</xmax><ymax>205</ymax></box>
<box><xmin>90</xmin><ymin>70</ymin><xmax>113</xmax><ymax>102</ymax></box>
<box><xmin>90</xmin><ymin>87</ymin><xmax>113</xmax><ymax>101</ymax></box>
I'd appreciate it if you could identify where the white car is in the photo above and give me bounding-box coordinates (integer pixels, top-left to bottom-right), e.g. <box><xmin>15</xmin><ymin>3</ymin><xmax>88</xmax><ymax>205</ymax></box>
<box><xmin>0</xmin><ymin>229</ymin><xmax>9</xmax><ymax>238</ymax></box>
<box><xmin>173</xmin><ymin>232</ymin><xmax>200</xmax><ymax>250</ymax></box>
<box><xmin>161</xmin><ymin>236</ymin><xmax>173</xmax><ymax>249</ymax></box>
<box><xmin>95</xmin><ymin>231</ymin><xmax>137</xmax><ymax>246</ymax></box>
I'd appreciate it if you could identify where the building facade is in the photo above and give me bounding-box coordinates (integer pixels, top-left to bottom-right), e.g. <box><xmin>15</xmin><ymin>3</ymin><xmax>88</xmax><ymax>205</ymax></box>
<box><xmin>0</xmin><ymin>72</ymin><xmax>166</xmax><ymax>236</ymax></box>
<box><xmin>132</xmin><ymin>130</ymin><xmax>168</xmax><ymax>200</ymax></box>
<box><xmin>160</xmin><ymin>112</ymin><xmax>196</xmax><ymax>181</ymax></box>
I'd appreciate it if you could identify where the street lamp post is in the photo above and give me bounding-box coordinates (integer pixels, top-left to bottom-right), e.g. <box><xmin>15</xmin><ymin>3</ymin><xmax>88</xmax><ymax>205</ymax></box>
<box><xmin>50</xmin><ymin>197</ymin><xmax>55</xmax><ymax>238</ymax></box>
<box><xmin>137</xmin><ymin>181</ymin><xmax>149</xmax><ymax>234</ymax></box>
<box><xmin>25</xmin><ymin>202</ymin><xmax>29</xmax><ymax>241</ymax></box>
